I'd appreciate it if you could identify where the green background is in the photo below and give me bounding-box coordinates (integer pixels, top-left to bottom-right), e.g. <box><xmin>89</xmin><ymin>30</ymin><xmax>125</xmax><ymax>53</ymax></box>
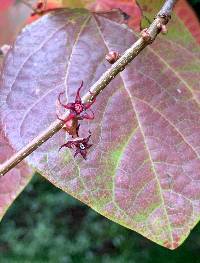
<box><xmin>0</xmin><ymin>1</ymin><xmax>200</xmax><ymax>262</ymax></box>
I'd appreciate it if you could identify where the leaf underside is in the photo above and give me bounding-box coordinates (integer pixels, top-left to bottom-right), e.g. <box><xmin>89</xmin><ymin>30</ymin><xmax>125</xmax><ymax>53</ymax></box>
<box><xmin>0</xmin><ymin>8</ymin><xmax>200</xmax><ymax>249</ymax></box>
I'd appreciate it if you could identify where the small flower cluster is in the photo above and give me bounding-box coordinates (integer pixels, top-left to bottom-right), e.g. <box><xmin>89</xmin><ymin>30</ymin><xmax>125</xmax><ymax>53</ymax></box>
<box><xmin>57</xmin><ymin>81</ymin><xmax>95</xmax><ymax>160</ymax></box>
<box><xmin>59</xmin><ymin>131</ymin><xmax>93</xmax><ymax>160</ymax></box>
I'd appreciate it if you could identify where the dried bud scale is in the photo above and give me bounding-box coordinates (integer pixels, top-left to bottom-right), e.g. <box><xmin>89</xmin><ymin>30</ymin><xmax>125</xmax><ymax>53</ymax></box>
<box><xmin>140</xmin><ymin>28</ymin><xmax>152</xmax><ymax>43</ymax></box>
<box><xmin>157</xmin><ymin>22</ymin><xmax>168</xmax><ymax>34</ymax></box>
<box><xmin>106</xmin><ymin>51</ymin><xmax>121</xmax><ymax>64</ymax></box>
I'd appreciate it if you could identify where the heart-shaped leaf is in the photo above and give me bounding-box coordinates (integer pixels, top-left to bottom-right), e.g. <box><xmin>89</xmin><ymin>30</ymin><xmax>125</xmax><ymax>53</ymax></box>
<box><xmin>0</xmin><ymin>9</ymin><xmax>200</xmax><ymax>249</ymax></box>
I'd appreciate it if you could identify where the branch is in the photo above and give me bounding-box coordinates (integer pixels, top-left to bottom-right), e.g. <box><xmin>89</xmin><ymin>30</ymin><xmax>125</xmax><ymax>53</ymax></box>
<box><xmin>0</xmin><ymin>0</ymin><xmax>178</xmax><ymax>177</ymax></box>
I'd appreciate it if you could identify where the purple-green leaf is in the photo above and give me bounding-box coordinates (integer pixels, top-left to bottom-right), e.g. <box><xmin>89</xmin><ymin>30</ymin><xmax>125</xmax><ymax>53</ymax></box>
<box><xmin>0</xmin><ymin>9</ymin><xmax>200</xmax><ymax>249</ymax></box>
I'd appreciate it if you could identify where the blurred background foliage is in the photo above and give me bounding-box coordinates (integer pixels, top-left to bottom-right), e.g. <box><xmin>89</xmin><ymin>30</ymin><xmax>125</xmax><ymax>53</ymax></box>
<box><xmin>0</xmin><ymin>1</ymin><xmax>200</xmax><ymax>262</ymax></box>
<box><xmin>190</xmin><ymin>0</ymin><xmax>200</xmax><ymax>18</ymax></box>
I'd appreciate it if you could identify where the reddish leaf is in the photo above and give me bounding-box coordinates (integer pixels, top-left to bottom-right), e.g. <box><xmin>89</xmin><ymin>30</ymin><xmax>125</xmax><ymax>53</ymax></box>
<box><xmin>0</xmin><ymin>0</ymin><xmax>14</xmax><ymax>11</ymax></box>
<box><xmin>88</xmin><ymin>0</ymin><xmax>141</xmax><ymax>31</ymax></box>
<box><xmin>138</xmin><ymin>0</ymin><xmax>200</xmax><ymax>46</ymax></box>
<box><xmin>0</xmin><ymin>129</ymin><xmax>32</xmax><ymax>220</ymax></box>
<box><xmin>60</xmin><ymin>0</ymin><xmax>200</xmax><ymax>41</ymax></box>
<box><xmin>26</xmin><ymin>0</ymin><xmax>62</xmax><ymax>24</ymax></box>
<box><xmin>0</xmin><ymin>1</ymin><xmax>32</xmax><ymax>46</ymax></box>
<box><xmin>174</xmin><ymin>0</ymin><xmax>200</xmax><ymax>44</ymax></box>
<box><xmin>0</xmin><ymin>1</ymin><xmax>33</xmax><ymax>216</ymax></box>
<box><xmin>0</xmin><ymin>9</ymin><xmax>200</xmax><ymax>249</ymax></box>
<box><xmin>62</xmin><ymin>0</ymin><xmax>200</xmax><ymax>39</ymax></box>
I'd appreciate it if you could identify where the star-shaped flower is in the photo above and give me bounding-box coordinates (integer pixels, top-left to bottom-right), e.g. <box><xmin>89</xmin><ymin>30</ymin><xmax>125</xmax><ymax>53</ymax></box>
<box><xmin>57</xmin><ymin>81</ymin><xmax>96</xmax><ymax>124</ymax></box>
<box><xmin>59</xmin><ymin>131</ymin><xmax>92</xmax><ymax>160</ymax></box>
